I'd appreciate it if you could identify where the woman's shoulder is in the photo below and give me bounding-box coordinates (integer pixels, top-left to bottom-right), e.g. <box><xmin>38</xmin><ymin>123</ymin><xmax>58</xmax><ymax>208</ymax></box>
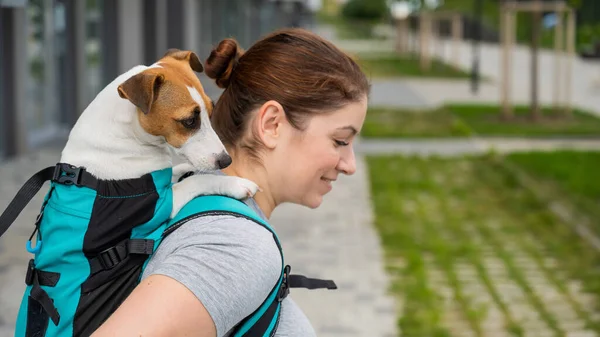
<box><xmin>142</xmin><ymin>214</ymin><xmax>282</xmax><ymax>336</ymax></box>
<box><xmin>145</xmin><ymin>213</ymin><xmax>281</xmax><ymax>277</ymax></box>
<box><xmin>165</xmin><ymin>212</ymin><xmax>274</xmax><ymax>247</ymax></box>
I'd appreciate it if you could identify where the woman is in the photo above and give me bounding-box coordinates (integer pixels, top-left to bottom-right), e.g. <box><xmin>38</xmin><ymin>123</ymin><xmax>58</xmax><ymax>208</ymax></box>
<box><xmin>92</xmin><ymin>27</ymin><xmax>370</xmax><ymax>337</ymax></box>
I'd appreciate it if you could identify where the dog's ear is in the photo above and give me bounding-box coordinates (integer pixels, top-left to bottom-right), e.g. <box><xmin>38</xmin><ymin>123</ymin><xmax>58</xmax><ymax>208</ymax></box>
<box><xmin>164</xmin><ymin>48</ymin><xmax>203</xmax><ymax>73</ymax></box>
<box><xmin>117</xmin><ymin>72</ymin><xmax>165</xmax><ymax>114</ymax></box>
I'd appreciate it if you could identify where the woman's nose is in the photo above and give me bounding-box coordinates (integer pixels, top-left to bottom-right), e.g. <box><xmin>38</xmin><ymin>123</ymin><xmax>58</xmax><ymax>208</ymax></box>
<box><xmin>337</xmin><ymin>149</ymin><xmax>356</xmax><ymax>175</ymax></box>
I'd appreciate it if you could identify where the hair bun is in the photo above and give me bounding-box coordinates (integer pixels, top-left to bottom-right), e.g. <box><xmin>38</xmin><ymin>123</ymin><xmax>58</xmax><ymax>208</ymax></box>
<box><xmin>204</xmin><ymin>38</ymin><xmax>244</xmax><ymax>89</ymax></box>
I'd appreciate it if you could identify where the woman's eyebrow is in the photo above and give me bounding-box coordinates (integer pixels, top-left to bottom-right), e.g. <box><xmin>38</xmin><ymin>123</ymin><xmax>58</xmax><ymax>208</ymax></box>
<box><xmin>336</xmin><ymin>125</ymin><xmax>358</xmax><ymax>135</ymax></box>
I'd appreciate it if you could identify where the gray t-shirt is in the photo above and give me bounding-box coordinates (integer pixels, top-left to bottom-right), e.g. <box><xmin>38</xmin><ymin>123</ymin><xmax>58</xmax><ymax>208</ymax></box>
<box><xmin>141</xmin><ymin>196</ymin><xmax>315</xmax><ymax>337</ymax></box>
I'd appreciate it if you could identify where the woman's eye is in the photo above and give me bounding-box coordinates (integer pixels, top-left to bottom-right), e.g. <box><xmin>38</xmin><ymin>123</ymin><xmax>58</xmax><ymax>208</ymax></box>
<box><xmin>335</xmin><ymin>140</ymin><xmax>349</xmax><ymax>146</ymax></box>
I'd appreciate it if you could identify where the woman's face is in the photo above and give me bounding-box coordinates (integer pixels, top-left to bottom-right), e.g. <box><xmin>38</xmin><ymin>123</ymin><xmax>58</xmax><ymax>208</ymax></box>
<box><xmin>269</xmin><ymin>97</ymin><xmax>368</xmax><ymax>208</ymax></box>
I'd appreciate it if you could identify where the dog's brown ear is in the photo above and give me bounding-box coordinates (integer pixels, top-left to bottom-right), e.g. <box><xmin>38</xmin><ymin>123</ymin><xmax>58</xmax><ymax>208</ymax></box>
<box><xmin>164</xmin><ymin>48</ymin><xmax>203</xmax><ymax>73</ymax></box>
<box><xmin>117</xmin><ymin>72</ymin><xmax>165</xmax><ymax>114</ymax></box>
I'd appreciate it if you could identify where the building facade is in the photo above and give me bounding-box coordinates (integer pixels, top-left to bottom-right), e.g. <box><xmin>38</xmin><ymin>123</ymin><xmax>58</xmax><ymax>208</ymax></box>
<box><xmin>0</xmin><ymin>0</ymin><xmax>313</xmax><ymax>160</ymax></box>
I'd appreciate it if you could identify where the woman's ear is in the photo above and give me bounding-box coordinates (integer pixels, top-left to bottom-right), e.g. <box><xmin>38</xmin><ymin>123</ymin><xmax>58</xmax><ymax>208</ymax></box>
<box><xmin>255</xmin><ymin>100</ymin><xmax>286</xmax><ymax>149</ymax></box>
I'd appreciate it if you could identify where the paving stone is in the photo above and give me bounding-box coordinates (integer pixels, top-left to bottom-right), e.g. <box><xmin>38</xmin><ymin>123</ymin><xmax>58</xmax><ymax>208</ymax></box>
<box><xmin>559</xmin><ymin>320</ymin><xmax>587</xmax><ymax>331</ymax></box>
<box><xmin>566</xmin><ymin>331</ymin><xmax>599</xmax><ymax>337</ymax></box>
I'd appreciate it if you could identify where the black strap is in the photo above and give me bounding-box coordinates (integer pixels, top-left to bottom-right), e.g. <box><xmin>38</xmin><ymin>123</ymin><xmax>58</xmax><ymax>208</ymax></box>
<box><xmin>89</xmin><ymin>239</ymin><xmax>155</xmax><ymax>274</ymax></box>
<box><xmin>0</xmin><ymin>166</ymin><xmax>54</xmax><ymax>238</ymax></box>
<box><xmin>30</xmin><ymin>283</ymin><xmax>60</xmax><ymax>326</ymax></box>
<box><xmin>241</xmin><ymin>293</ymin><xmax>281</xmax><ymax>336</ymax></box>
<box><xmin>25</xmin><ymin>259</ymin><xmax>61</xmax><ymax>326</ymax></box>
<box><xmin>288</xmin><ymin>274</ymin><xmax>337</xmax><ymax>290</ymax></box>
<box><xmin>0</xmin><ymin>163</ymin><xmax>98</xmax><ymax>239</ymax></box>
<box><xmin>276</xmin><ymin>266</ymin><xmax>337</xmax><ymax>303</ymax></box>
<box><xmin>25</xmin><ymin>259</ymin><xmax>60</xmax><ymax>287</ymax></box>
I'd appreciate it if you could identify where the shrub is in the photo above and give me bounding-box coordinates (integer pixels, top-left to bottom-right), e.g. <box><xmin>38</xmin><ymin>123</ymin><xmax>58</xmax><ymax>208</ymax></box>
<box><xmin>341</xmin><ymin>0</ymin><xmax>388</xmax><ymax>21</ymax></box>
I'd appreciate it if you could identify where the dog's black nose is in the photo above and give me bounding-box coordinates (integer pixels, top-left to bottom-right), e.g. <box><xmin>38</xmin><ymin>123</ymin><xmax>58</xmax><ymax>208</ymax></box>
<box><xmin>216</xmin><ymin>152</ymin><xmax>232</xmax><ymax>169</ymax></box>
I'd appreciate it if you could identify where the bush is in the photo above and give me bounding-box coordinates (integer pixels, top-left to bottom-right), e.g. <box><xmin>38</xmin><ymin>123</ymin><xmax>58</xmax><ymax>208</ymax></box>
<box><xmin>578</xmin><ymin>23</ymin><xmax>600</xmax><ymax>48</ymax></box>
<box><xmin>341</xmin><ymin>0</ymin><xmax>388</xmax><ymax>21</ymax></box>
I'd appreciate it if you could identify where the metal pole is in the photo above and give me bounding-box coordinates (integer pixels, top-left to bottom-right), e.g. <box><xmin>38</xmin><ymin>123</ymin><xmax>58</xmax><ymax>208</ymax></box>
<box><xmin>565</xmin><ymin>9</ymin><xmax>575</xmax><ymax>117</ymax></box>
<box><xmin>530</xmin><ymin>0</ymin><xmax>542</xmax><ymax>120</ymax></box>
<box><xmin>470</xmin><ymin>0</ymin><xmax>483</xmax><ymax>94</ymax></box>
<box><xmin>553</xmin><ymin>5</ymin><xmax>563</xmax><ymax>114</ymax></box>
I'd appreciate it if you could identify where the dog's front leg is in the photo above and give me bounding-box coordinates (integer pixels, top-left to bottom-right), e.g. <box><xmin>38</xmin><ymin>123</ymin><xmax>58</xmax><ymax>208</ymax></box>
<box><xmin>171</xmin><ymin>163</ymin><xmax>195</xmax><ymax>183</ymax></box>
<box><xmin>171</xmin><ymin>174</ymin><xmax>259</xmax><ymax>218</ymax></box>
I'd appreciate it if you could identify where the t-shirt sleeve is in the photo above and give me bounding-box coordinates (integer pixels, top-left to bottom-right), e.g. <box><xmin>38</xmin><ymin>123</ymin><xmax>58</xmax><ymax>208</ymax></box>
<box><xmin>141</xmin><ymin>215</ymin><xmax>282</xmax><ymax>337</ymax></box>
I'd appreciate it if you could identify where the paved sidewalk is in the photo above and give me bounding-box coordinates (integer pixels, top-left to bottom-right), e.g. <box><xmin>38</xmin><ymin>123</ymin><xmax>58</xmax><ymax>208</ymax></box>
<box><xmin>356</xmin><ymin>137</ymin><xmax>600</xmax><ymax>157</ymax></box>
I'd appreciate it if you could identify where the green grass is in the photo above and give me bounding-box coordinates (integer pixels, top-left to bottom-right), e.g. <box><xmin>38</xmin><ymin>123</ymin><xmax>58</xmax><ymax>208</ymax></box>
<box><xmin>506</xmin><ymin>150</ymin><xmax>600</xmax><ymax>232</ymax></box>
<box><xmin>316</xmin><ymin>12</ymin><xmax>385</xmax><ymax>40</ymax></box>
<box><xmin>448</xmin><ymin>104</ymin><xmax>600</xmax><ymax>138</ymax></box>
<box><xmin>367</xmin><ymin>154</ymin><xmax>600</xmax><ymax>336</ymax></box>
<box><xmin>362</xmin><ymin>104</ymin><xmax>600</xmax><ymax>139</ymax></box>
<box><xmin>507</xmin><ymin>151</ymin><xmax>600</xmax><ymax>202</ymax></box>
<box><xmin>361</xmin><ymin>107</ymin><xmax>473</xmax><ymax>138</ymax></box>
<box><xmin>357</xmin><ymin>52</ymin><xmax>471</xmax><ymax>79</ymax></box>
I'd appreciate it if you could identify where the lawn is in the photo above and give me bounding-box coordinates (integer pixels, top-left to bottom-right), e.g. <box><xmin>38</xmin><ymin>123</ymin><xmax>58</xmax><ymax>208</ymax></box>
<box><xmin>356</xmin><ymin>52</ymin><xmax>471</xmax><ymax>79</ymax></box>
<box><xmin>449</xmin><ymin>104</ymin><xmax>600</xmax><ymax>138</ymax></box>
<box><xmin>507</xmin><ymin>151</ymin><xmax>600</xmax><ymax>203</ymax></box>
<box><xmin>506</xmin><ymin>150</ymin><xmax>600</xmax><ymax>233</ymax></box>
<box><xmin>362</xmin><ymin>104</ymin><xmax>600</xmax><ymax>139</ymax></box>
<box><xmin>361</xmin><ymin>107</ymin><xmax>472</xmax><ymax>138</ymax></box>
<box><xmin>367</xmin><ymin>153</ymin><xmax>600</xmax><ymax>336</ymax></box>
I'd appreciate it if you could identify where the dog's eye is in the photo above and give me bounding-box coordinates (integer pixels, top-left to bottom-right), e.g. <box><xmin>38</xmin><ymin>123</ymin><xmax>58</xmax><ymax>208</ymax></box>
<box><xmin>181</xmin><ymin>117</ymin><xmax>197</xmax><ymax>129</ymax></box>
<box><xmin>179</xmin><ymin>108</ymin><xmax>201</xmax><ymax>129</ymax></box>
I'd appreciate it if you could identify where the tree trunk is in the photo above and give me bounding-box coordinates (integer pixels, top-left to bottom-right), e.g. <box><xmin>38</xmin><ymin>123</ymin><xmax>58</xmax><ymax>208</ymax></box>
<box><xmin>530</xmin><ymin>2</ymin><xmax>542</xmax><ymax>121</ymax></box>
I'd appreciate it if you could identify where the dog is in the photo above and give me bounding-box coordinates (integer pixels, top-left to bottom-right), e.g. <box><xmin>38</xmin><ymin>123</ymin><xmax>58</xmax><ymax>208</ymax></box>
<box><xmin>60</xmin><ymin>48</ymin><xmax>258</xmax><ymax>217</ymax></box>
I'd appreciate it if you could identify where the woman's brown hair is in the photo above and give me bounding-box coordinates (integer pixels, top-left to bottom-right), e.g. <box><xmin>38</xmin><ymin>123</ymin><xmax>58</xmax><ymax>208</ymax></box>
<box><xmin>204</xmin><ymin>28</ymin><xmax>370</xmax><ymax>158</ymax></box>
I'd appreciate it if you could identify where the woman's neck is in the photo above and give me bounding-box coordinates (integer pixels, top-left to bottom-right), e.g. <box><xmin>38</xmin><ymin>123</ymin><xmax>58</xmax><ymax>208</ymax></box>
<box><xmin>221</xmin><ymin>155</ymin><xmax>276</xmax><ymax>219</ymax></box>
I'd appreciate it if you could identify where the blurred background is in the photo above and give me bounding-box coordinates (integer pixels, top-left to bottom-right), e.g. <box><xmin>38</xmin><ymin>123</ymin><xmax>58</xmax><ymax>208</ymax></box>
<box><xmin>0</xmin><ymin>0</ymin><xmax>321</xmax><ymax>158</ymax></box>
<box><xmin>2</xmin><ymin>0</ymin><xmax>600</xmax><ymax>336</ymax></box>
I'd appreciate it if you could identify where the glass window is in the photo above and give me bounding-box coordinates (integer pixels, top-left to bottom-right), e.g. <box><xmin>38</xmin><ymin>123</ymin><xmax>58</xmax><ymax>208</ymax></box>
<box><xmin>85</xmin><ymin>0</ymin><xmax>102</xmax><ymax>104</ymax></box>
<box><xmin>24</xmin><ymin>0</ymin><xmax>63</xmax><ymax>146</ymax></box>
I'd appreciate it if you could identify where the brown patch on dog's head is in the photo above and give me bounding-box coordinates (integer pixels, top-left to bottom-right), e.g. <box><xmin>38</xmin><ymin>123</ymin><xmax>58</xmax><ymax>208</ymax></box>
<box><xmin>117</xmin><ymin>49</ymin><xmax>215</xmax><ymax>148</ymax></box>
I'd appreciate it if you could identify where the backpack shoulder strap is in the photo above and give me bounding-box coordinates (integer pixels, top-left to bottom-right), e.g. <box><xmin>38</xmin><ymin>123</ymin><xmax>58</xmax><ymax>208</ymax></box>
<box><xmin>165</xmin><ymin>195</ymin><xmax>286</xmax><ymax>336</ymax></box>
<box><xmin>165</xmin><ymin>195</ymin><xmax>279</xmax><ymax>245</ymax></box>
<box><xmin>166</xmin><ymin>194</ymin><xmax>336</xmax><ymax>337</ymax></box>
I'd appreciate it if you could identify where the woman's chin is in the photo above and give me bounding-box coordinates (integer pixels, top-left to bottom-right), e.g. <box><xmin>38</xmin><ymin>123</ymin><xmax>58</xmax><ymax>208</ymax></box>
<box><xmin>301</xmin><ymin>194</ymin><xmax>324</xmax><ymax>209</ymax></box>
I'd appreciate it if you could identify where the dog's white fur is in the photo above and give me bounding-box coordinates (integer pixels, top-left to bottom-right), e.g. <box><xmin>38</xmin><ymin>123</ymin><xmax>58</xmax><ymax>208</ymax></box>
<box><xmin>60</xmin><ymin>64</ymin><xmax>258</xmax><ymax>218</ymax></box>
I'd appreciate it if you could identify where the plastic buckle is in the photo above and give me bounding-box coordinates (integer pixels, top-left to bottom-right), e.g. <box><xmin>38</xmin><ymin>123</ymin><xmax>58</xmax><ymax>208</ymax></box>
<box><xmin>277</xmin><ymin>265</ymin><xmax>291</xmax><ymax>302</ymax></box>
<box><xmin>53</xmin><ymin>164</ymin><xmax>82</xmax><ymax>186</ymax></box>
<box><xmin>97</xmin><ymin>245</ymin><xmax>126</xmax><ymax>270</ymax></box>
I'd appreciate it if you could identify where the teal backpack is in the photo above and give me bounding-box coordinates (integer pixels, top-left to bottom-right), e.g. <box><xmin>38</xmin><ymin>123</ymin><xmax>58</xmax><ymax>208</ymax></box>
<box><xmin>0</xmin><ymin>163</ymin><xmax>337</xmax><ymax>337</ymax></box>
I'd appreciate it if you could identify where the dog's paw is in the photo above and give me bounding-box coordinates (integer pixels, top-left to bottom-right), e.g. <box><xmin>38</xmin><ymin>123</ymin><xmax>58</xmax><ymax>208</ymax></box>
<box><xmin>221</xmin><ymin>177</ymin><xmax>260</xmax><ymax>200</ymax></box>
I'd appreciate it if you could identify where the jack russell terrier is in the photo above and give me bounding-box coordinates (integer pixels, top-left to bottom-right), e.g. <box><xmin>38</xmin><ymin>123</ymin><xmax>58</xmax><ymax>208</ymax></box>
<box><xmin>60</xmin><ymin>48</ymin><xmax>259</xmax><ymax>217</ymax></box>
<box><xmin>2</xmin><ymin>49</ymin><xmax>260</xmax><ymax>337</ymax></box>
